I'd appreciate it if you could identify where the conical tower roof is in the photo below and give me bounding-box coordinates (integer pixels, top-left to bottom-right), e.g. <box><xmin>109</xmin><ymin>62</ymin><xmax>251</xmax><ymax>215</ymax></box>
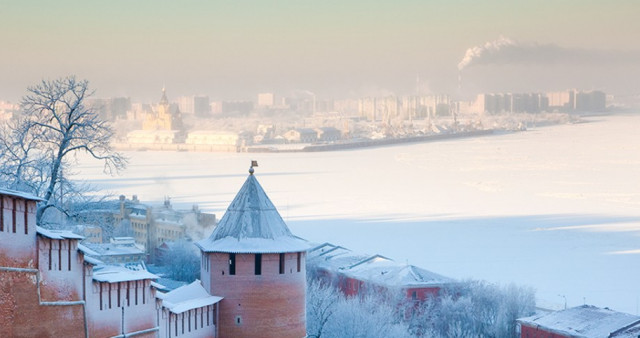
<box><xmin>196</xmin><ymin>171</ymin><xmax>309</xmax><ymax>254</ymax></box>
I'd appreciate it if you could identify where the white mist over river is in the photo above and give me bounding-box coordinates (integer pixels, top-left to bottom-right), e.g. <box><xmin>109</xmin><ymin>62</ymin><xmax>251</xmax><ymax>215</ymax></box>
<box><xmin>76</xmin><ymin>113</ymin><xmax>640</xmax><ymax>313</ymax></box>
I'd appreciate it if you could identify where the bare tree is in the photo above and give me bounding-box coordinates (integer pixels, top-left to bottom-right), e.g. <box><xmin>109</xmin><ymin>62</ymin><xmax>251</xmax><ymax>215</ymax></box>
<box><xmin>0</xmin><ymin>76</ymin><xmax>126</xmax><ymax>224</ymax></box>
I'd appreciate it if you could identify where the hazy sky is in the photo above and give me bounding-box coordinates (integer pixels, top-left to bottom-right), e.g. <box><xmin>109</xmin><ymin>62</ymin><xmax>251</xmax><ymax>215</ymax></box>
<box><xmin>1</xmin><ymin>0</ymin><xmax>639</xmax><ymax>102</ymax></box>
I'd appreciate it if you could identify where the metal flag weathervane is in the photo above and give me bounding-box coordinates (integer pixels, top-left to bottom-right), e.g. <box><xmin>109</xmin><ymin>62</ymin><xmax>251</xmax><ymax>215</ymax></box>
<box><xmin>249</xmin><ymin>160</ymin><xmax>258</xmax><ymax>175</ymax></box>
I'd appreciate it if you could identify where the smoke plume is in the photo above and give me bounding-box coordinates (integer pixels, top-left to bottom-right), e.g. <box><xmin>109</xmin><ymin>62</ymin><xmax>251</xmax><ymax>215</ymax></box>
<box><xmin>458</xmin><ymin>36</ymin><xmax>640</xmax><ymax>71</ymax></box>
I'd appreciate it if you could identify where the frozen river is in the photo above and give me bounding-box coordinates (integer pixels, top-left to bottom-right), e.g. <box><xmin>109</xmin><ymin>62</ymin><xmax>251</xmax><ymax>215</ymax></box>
<box><xmin>76</xmin><ymin>113</ymin><xmax>640</xmax><ymax>314</ymax></box>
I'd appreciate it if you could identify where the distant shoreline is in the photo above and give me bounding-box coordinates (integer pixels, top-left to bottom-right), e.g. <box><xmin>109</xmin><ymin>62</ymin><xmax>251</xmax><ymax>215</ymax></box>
<box><xmin>113</xmin><ymin>111</ymin><xmax>634</xmax><ymax>154</ymax></box>
<box><xmin>248</xmin><ymin>129</ymin><xmax>496</xmax><ymax>153</ymax></box>
<box><xmin>113</xmin><ymin>129</ymin><xmax>498</xmax><ymax>154</ymax></box>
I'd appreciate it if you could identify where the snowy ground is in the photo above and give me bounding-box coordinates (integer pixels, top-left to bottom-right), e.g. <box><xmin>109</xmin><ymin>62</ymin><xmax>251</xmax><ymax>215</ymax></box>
<box><xmin>75</xmin><ymin>113</ymin><xmax>640</xmax><ymax>314</ymax></box>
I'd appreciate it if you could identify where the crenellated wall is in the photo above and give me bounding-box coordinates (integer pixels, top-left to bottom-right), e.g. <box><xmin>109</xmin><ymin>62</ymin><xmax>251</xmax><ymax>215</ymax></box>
<box><xmin>37</xmin><ymin>237</ymin><xmax>84</xmax><ymax>302</ymax></box>
<box><xmin>158</xmin><ymin>304</ymin><xmax>218</xmax><ymax>338</ymax></box>
<box><xmin>0</xmin><ymin>196</ymin><xmax>37</xmax><ymax>268</ymax></box>
<box><xmin>1</xmin><ymin>190</ymin><xmax>160</xmax><ymax>338</ymax></box>
<box><xmin>83</xmin><ymin>264</ymin><xmax>158</xmax><ymax>338</ymax></box>
<box><xmin>0</xmin><ymin>193</ymin><xmax>87</xmax><ymax>337</ymax></box>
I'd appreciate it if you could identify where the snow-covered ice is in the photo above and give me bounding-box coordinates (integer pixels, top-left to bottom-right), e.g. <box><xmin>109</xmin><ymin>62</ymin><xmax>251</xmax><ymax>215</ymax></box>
<box><xmin>75</xmin><ymin>113</ymin><xmax>640</xmax><ymax>314</ymax></box>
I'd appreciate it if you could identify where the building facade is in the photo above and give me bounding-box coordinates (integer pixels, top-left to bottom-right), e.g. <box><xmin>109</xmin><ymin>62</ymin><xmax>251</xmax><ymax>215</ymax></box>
<box><xmin>114</xmin><ymin>195</ymin><xmax>216</xmax><ymax>263</ymax></box>
<box><xmin>127</xmin><ymin>88</ymin><xmax>185</xmax><ymax>146</ymax></box>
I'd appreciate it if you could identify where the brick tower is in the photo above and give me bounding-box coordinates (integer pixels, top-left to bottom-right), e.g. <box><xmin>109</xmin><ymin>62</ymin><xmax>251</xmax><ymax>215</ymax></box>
<box><xmin>196</xmin><ymin>164</ymin><xmax>308</xmax><ymax>338</ymax></box>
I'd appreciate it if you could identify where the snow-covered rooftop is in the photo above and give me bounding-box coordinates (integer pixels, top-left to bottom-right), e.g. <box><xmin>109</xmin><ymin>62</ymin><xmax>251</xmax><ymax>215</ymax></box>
<box><xmin>79</xmin><ymin>241</ymin><xmax>145</xmax><ymax>257</ymax></box>
<box><xmin>78</xmin><ymin>243</ymin><xmax>101</xmax><ymax>257</ymax></box>
<box><xmin>153</xmin><ymin>278</ymin><xmax>188</xmax><ymax>292</ymax></box>
<box><xmin>0</xmin><ymin>188</ymin><xmax>44</xmax><ymax>201</ymax></box>
<box><xmin>92</xmin><ymin>263</ymin><xmax>158</xmax><ymax>283</ymax></box>
<box><xmin>37</xmin><ymin>226</ymin><xmax>84</xmax><ymax>240</ymax></box>
<box><xmin>308</xmin><ymin>242</ymin><xmax>455</xmax><ymax>288</ymax></box>
<box><xmin>83</xmin><ymin>255</ymin><xmax>104</xmax><ymax>266</ymax></box>
<box><xmin>611</xmin><ymin>321</ymin><xmax>640</xmax><ymax>337</ymax></box>
<box><xmin>308</xmin><ymin>244</ymin><xmax>370</xmax><ymax>271</ymax></box>
<box><xmin>518</xmin><ymin>305</ymin><xmax>640</xmax><ymax>338</ymax></box>
<box><xmin>196</xmin><ymin>173</ymin><xmax>309</xmax><ymax>253</ymax></box>
<box><xmin>158</xmin><ymin>280</ymin><xmax>222</xmax><ymax>314</ymax></box>
<box><xmin>346</xmin><ymin>258</ymin><xmax>454</xmax><ymax>287</ymax></box>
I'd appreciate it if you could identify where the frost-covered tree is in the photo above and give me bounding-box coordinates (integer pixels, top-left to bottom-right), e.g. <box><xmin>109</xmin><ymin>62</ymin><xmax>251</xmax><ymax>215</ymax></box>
<box><xmin>326</xmin><ymin>293</ymin><xmax>412</xmax><ymax>338</ymax></box>
<box><xmin>306</xmin><ymin>279</ymin><xmax>411</xmax><ymax>338</ymax></box>
<box><xmin>0</xmin><ymin>117</ymin><xmax>49</xmax><ymax>194</ymax></box>
<box><xmin>157</xmin><ymin>240</ymin><xmax>200</xmax><ymax>282</ymax></box>
<box><xmin>410</xmin><ymin>280</ymin><xmax>536</xmax><ymax>338</ymax></box>
<box><xmin>306</xmin><ymin>279</ymin><xmax>341</xmax><ymax>338</ymax></box>
<box><xmin>0</xmin><ymin>76</ymin><xmax>126</xmax><ymax>225</ymax></box>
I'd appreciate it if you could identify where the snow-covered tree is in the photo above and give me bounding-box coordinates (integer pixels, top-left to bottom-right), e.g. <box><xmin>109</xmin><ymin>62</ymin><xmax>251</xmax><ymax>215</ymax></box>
<box><xmin>157</xmin><ymin>240</ymin><xmax>200</xmax><ymax>282</ymax></box>
<box><xmin>306</xmin><ymin>279</ymin><xmax>411</xmax><ymax>338</ymax></box>
<box><xmin>410</xmin><ymin>280</ymin><xmax>536</xmax><ymax>337</ymax></box>
<box><xmin>325</xmin><ymin>292</ymin><xmax>412</xmax><ymax>338</ymax></box>
<box><xmin>0</xmin><ymin>76</ymin><xmax>126</xmax><ymax>225</ymax></box>
<box><xmin>0</xmin><ymin>116</ymin><xmax>48</xmax><ymax>194</ymax></box>
<box><xmin>306</xmin><ymin>279</ymin><xmax>341</xmax><ymax>338</ymax></box>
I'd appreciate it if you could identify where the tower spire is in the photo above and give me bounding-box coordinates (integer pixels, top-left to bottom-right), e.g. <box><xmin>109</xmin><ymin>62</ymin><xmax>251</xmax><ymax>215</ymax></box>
<box><xmin>159</xmin><ymin>87</ymin><xmax>169</xmax><ymax>106</ymax></box>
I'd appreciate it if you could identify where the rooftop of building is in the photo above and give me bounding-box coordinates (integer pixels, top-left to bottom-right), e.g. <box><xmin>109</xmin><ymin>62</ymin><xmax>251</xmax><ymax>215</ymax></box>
<box><xmin>152</xmin><ymin>278</ymin><xmax>188</xmax><ymax>293</ymax></box>
<box><xmin>518</xmin><ymin>305</ymin><xmax>640</xmax><ymax>338</ymax></box>
<box><xmin>347</xmin><ymin>257</ymin><xmax>454</xmax><ymax>288</ymax></box>
<box><xmin>157</xmin><ymin>280</ymin><xmax>222</xmax><ymax>314</ymax></box>
<box><xmin>308</xmin><ymin>242</ymin><xmax>454</xmax><ymax>288</ymax></box>
<box><xmin>611</xmin><ymin>321</ymin><xmax>640</xmax><ymax>337</ymax></box>
<box><xmin>37</xmin><ymin>226</ymin><xmax>84</xmax><ymax>240</ymax></box>
<box><xmin>91</xmin><ymin>262</ymin><xmax>158</xmax><ymax>283</ymax></box>
<box><xmin>0</xmin><ymin>188</ymin><xmax>44</xmax><ymax>201</ymax></box>
<box><xmin>79</xmin><ymin>237</ymin><xmax>145</xmax><ymax>257</ymax></box>
<box><xmin>196</xmin><ymin>168</ymin><xmax>309</xmax><ymax>254</ymax></box>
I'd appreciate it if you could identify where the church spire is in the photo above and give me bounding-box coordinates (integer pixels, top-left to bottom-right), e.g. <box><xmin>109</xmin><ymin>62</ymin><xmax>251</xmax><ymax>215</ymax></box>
<box><xmin>159</xmin><ymin>87</ymin><xmax>169</xmax><ymax>106</ymax></box>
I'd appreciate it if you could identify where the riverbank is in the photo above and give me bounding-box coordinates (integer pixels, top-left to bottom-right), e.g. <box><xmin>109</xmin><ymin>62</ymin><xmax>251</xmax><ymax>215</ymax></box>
<box><xmin>248</xmin><ymin>129</ymin><xmax>495</xmax><ymax>152</ymax></box>
<box><xmin>114</xmin><ymin>129</ymin><xmax>497</xmax><ymax>153</ymax></box>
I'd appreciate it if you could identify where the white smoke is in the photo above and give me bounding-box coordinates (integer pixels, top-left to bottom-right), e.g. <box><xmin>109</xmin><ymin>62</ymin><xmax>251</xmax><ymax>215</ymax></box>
<box><xmin>458</xmin><ymin>36</ymin><xmax>517</xmax><ymax>71</ymax></box>
<box><xmin>458</xmin><ymin>36</ymin><xmax>640</xmax><ymax>71</ymax></box>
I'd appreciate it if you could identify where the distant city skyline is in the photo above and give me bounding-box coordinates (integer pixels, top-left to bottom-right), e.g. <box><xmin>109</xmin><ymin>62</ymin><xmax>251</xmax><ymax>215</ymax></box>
<box><xmin>1</xmin><ymin>1</ymin><xmax>639</xmax><ymax>102</ymax></box>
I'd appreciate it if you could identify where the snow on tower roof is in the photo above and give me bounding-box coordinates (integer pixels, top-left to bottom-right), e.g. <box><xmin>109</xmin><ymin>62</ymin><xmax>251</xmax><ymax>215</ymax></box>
<box><xmin>157</xmin><ymin>280</ymin><xmax>222</xmax><ymax>314</ymax></box>
<box><xmin>196</xmin><ymin>171</ymin><xmax>309</xmax><ymax>253</ymax></box>
<box><xmin>517</xmin><ymin>305</ymin><xmax>640</xmax><ymax>338</ymax></box>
